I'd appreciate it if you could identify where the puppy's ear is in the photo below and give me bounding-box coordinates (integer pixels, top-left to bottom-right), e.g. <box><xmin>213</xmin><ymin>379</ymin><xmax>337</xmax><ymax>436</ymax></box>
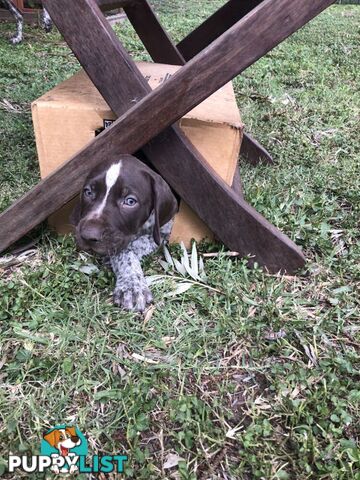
<box><xmin>43</xmin><ymin>429</ymin><xmax>59</xmax><ymax>447</ymax></box>
<box><xmin>149</xmin><ymin>172</ymin><xmax>178</xmax><ymax>245</ymax></box>
<box><xmin>69</xmin><ymin>199</ymin><xmax>81</xmax><ymax>226</ymax></box>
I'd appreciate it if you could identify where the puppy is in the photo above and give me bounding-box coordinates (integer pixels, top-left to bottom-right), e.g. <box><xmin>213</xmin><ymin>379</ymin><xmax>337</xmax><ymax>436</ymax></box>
<box><xmin>71</xmin><ymin>155</ymin><xmax>178</xmax><ymax>312</ymax></box>
<box><xmin>1</xmin><ymin>0</ymin><xmax>52</xmax><ymax>44</ymax></box>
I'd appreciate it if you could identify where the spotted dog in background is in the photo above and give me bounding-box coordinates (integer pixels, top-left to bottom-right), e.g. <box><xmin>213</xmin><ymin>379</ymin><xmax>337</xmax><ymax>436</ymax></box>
<box><xmin>1</xmin><ymin>0</ymin><xmax>52</xmax><ymax>44</ymax></box>
<box><xmin>71</xmin><ymin>155</ymin><xmax>178</xmax><ymax>312</ymax></box>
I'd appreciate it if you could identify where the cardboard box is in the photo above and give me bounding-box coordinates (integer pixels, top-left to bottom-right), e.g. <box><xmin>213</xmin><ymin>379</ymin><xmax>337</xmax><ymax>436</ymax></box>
<box><xmin>31</xmin><ymin>62</ymin><xmax>243</xmax><ymax>246</ymax></box>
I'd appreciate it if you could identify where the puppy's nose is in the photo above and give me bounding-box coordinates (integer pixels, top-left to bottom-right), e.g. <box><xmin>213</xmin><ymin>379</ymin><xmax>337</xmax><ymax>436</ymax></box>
<box><xmin>80</xmin><ymin>225</ymin><xmax>103</xmax><ymax>243</ymax></box>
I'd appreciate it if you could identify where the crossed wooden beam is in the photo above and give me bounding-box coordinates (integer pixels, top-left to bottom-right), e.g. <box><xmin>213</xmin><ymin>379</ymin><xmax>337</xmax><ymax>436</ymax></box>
<box><xmin>0</xmin><ymin>0</ymin><xmax>335</xmax><ymax>273</ymax></box>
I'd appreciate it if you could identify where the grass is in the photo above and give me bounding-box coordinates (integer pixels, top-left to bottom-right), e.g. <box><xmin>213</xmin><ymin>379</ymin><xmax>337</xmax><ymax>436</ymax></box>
<box><xmin>0</xmin><ymin>2</ymin><xmax>359</xmax><ymax>479</ymax></box>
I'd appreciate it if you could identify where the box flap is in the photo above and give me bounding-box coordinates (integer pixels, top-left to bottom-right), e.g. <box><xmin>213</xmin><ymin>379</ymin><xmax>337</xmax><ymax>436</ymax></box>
<box><xmin>33</xmin><ymin>62</ymin><xmax>243</xmax><ymax>129</ymax></box>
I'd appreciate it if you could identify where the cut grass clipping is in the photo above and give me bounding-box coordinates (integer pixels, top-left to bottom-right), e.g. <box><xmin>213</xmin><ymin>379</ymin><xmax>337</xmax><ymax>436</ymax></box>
<box><xmin>147</xmin><ymin>243</ymin><xmax>222</xmax><ymax>299</ymax></box>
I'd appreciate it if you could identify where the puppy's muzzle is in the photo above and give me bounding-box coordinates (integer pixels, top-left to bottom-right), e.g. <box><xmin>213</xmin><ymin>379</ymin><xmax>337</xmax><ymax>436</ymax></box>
<box><xmin>77</xmin><ymin>218</ymin><xmax>106</xmax><ymax>253</ymax></box>
<box><xmin>77</xmin><ymin>218</ymin><xmax>131</xmax><ymax>255</ymax></box>
<box><xmin>80</xmin><ymin>221</ymin><xmax>103</xmax><ymax>244</ymax></box>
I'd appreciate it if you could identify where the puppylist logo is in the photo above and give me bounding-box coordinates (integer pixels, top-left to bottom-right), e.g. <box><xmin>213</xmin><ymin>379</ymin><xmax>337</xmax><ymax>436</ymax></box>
<box><xmin>8</xmin><ymin>425</ymin><xmax>127</xmax><ymax>475</ymax></box>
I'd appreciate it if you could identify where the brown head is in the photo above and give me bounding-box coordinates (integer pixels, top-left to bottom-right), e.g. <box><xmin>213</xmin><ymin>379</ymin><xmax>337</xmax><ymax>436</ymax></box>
<box><xmin>70</xmin><ymin>155</ymin><xmax>178</xmax><ymax>255</ymax></box>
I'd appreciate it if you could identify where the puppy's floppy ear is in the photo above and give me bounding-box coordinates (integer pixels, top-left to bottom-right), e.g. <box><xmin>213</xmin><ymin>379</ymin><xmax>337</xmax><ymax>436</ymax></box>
<box><xmin>43</xmin><ymin>429</ymin><xmax>60</xmax><ymax>447</ymax></box>
<box><xmin>69</xmin><ymin>199</ymin><xmax>82</xmax><ymax>226</ymax></box>
<box><xmin>148</xmin><ymin>172</ymin><xmax>178</xmax><ymax>245</ymax></box>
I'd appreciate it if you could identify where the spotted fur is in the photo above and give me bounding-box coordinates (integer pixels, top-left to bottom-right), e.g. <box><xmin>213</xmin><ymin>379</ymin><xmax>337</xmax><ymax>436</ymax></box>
<box><xmin>110</xmin><ymin>215</ymin><xmax>173</xmax><ymax>312</ymax></box>
<box><xmin>1</xmin><ymin>0</ymin><xmax>52</xmax><ymax>44</ymax></box>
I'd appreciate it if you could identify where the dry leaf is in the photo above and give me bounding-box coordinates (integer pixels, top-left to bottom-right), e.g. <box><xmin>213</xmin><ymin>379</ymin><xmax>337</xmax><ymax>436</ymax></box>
<box><xmin>264</xmin><ymin>329</ymin><xmax>287</xmax><ymax>341</ymax></box>
<box><xmin>143</xmin><ymin>305</ymin><xmax>156</xmax><ymax>325</ymax></box>
<box><xmin>163</xmin><ymin>453</ymin><xmax>184</xmax><ymax>470</ymax></box>
<box><xmin>131</xmin><ymin>353</ymin><xmax>158</xmax><ymax>364</ymax></box>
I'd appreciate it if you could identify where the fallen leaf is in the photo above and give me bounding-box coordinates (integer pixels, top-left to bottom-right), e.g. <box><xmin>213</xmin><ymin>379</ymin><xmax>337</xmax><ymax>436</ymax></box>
<box><xmin>131</xmin><ymin>353</ymin><xmax>158</xmax><ymax>364</ymax></box>
<box><xmin>164</xmin><ymin>282</ymin><xmax>193</xmax><ymax>298</ymax></box>
<box><xmin>265</xmin><ymin>329</ymin><xmax>287</xmax><ymax>341</ymax></box>
<box><xmin>78</xmin><ymin>264</ymin><xmax>100</xmax><ymax>275</ymax></box>
<box><xmin>163</xmin><ymin>453</ymin><xmax>184</xmax><ymax>470</ymax></box>
<box><xmin>143</xmin><ymin>305</ymin><xmax>156</xmax><ymax>326</ymax></box>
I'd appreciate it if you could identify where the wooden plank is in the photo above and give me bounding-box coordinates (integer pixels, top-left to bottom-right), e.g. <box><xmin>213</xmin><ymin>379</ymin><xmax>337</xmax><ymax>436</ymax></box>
<box><xmin>123</xmin><ymin>0</ymin><xmax>243</xmax><ymax>194</ymax></box>
<box><xmin>0</xmin><ymin>0</ymin><xmax>336</xmax><ymax>269</ymax></box>
<box><xmin>124</xmin><ymin>0</ymin><xmax>185</xmax><ymax>65</ymax></box>
<box><xmin>174</xmin><ymin>0</ymin><xmax>273</xmax><ymax>165</ymax></box>
<box><xmin>241</xmin><ymin>132</ymin><xmax>273</xmax><ymax>165</ymax></box>
<box><xmin>178</xmin><ymin>0</ymin><xmax>264</xmax><ymax>61</ymax></box>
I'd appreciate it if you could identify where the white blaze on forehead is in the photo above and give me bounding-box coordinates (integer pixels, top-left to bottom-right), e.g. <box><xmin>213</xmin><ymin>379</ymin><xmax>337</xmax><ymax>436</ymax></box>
<box><xmin>105</xmin><ymin>162</ymin><xmax>122</xmax><ymax>191</ymax></box>
<box><xmin>92</xmin><ymin>161</ymin><xmax>122</xmax><ymax>217</ymax></box>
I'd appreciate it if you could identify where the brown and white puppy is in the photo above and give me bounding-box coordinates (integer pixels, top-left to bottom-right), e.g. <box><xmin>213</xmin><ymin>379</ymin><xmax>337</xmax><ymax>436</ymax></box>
<box><xmin>71</xmin><ymin>154</ymin><xmax>178</xmax><ymax>312</ymax></box>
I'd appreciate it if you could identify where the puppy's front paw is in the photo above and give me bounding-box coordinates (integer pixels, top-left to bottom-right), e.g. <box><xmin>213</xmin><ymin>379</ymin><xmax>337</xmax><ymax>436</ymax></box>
<box><xmin>114</xmin><ymin>282</ymin><xmax>153</xmax><ymax>312</ymax></box>
<box><xmin>9</xmin><ymin>36</ymin><xmax>22</xmax><ymax>45</ymax></box>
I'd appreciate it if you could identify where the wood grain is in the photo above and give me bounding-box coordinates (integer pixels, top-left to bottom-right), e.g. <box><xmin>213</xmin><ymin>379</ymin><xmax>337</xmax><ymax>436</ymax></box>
<box><xmin>0</xmin><ymin>0</ymin><xmax>335</xmax><ymax>269</ymax></box>
<box><xmin>174</xmin><ymin>0</ymin><xmax>274</xmax><ymax>166</ymax></box>
<box><xmin>177</xmin><ymin>0</ymin><xmax>264</xmax><ymax>61</ymax></box>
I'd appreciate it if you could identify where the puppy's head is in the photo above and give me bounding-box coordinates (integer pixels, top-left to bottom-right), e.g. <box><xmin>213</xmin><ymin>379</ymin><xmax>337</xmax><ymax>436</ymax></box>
<box><xmin>70</xmin><ymin>155</ymin><xmax>178</xmax><ymax>255</ymax></box>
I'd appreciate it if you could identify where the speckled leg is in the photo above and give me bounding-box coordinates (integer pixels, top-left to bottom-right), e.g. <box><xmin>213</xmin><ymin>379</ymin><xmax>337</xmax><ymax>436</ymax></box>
<box><xmin>41</xmin><ymin>8</ymin><xmax>53</xmax><ymax>33</ymax></box>
<box><xmin>5</xmin><ymin>0</ymin><xmax>23</xmax><ymax>44</ymax></box>
<box><xmin>109</xmin><ymin>218</ymin><xmax>173</xmax><ymax>312</ymax></box>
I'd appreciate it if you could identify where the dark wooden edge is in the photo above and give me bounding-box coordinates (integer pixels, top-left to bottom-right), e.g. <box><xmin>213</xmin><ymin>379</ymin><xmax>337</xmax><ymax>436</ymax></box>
<box><xmin>241</xmin><ymin>132</ymin><xmax>273</xmax><ymax>165</ymax></box>
<box><xmin>231</xmin><ymin>164</ymin><xmax>243</xmax><ymax>197</ymax></box>
<box><xmin>124</xmin><ymin>0</ymin><xmax>243</xmax><ymax>194</ymax></box>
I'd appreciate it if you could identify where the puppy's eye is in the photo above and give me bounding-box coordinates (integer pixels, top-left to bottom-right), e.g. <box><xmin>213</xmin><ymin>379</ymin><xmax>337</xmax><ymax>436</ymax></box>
<box><xmin>124</xmin><ymin>197</ymin><xmax>137</xmax><ymax>207</ymax></box>
<box><xmin>83</xmin><ymin>186</ymin><xmax>94</xmax><ymax>199</ymax></box>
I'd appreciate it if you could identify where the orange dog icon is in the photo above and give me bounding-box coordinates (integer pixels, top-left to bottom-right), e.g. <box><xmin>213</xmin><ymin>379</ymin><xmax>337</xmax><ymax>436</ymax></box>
<box><xmin>43</xmin><ymin>426</ymin><xmax>81</xmax><ymax>456</ymax></box>
<box><xmin>43</xmin><ymin>426</ymin><xmax>81</xmax><ymax>473</ymax></box>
